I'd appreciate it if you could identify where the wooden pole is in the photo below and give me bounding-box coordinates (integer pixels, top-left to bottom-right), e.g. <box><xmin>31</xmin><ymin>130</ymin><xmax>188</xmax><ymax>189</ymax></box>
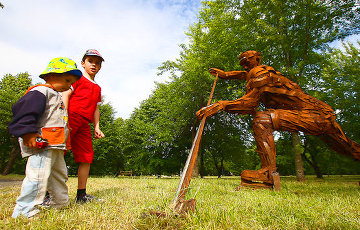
<box><xmin>171</xmin><ymin>74</ymin><xmax>218</xmax><ymax>209</ymax></box>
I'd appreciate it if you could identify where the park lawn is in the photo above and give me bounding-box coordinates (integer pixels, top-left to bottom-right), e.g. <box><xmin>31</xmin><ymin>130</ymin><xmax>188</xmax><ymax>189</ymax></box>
<box><xmin>0</xmin><ymin>175</ymin><xmax>359</xmax><ymax>229</ymax></box>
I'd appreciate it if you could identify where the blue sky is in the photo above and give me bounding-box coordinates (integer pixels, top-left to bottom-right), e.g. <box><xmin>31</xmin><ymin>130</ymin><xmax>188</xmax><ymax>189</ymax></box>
<box><xmin>0</xmin><ymin>0</ymin><xmax>202</xmax><ymax>118</ymax></box>
<box><xmin>1</xmin><ymin>1</ymin><xmax>359</xmax><ymax>119</ymax></box>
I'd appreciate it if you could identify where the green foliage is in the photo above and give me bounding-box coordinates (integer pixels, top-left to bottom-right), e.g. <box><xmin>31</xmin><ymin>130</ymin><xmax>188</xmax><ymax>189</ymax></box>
<box><xmin>92</xmin><ymin>102</ymin><xmax>124</xmax><ymax>175</ymax></box>
<box><xmin>66</xmin><ymin>101</ymin><xmax>125</xmax><ymax>176</ymax></box>
<box><xmin>318</xmin><ymin>42</ymin><xmax>360</xmax><ymax>142</ymax></box>
<box><xmin>238</xmin><ymin>0</ymin><xmax>360</xmax><ymax>84</ymax></box>
<box><xmin>0</xmin><ymin>73</ymin><xmax>32</xmax><ymax>173</ymax></box>
<box><xmin>2</xmin><ymin>1</ymin><xmax>360</xmax><ymax>176</ymax></box>
<box><xmin>121</xmin><ymin>80</ymin><xmax>198</xmax><ymax>175</ymax></box>
<box><xmin>122</xmin><ymin>0</ymin><xmax>360</xmax><ymax>176</ymax></box>
<box><xmin>0</xmin><ymin>73</ymin><xmax>32</xmax><ymax>132</ymax></box>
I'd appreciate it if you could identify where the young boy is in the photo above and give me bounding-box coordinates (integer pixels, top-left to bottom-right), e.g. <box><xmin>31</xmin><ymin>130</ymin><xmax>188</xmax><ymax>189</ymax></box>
<box><xmin>62</xmin><ymin>49</ymin><xmax>105</xmax><ymax>203</ymax></box>
<box><xmin>8</xmin><ymin>57</ymin><xmax>81</xmax><ymax>218</ymax></box>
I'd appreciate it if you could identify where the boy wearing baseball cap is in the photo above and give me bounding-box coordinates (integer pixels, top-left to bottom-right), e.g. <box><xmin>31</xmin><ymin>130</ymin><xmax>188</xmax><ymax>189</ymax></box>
<box><xmin>62</xmin><ymin>49</ymin><xmax>105</xmax><ymax>203</ymax></box>
<box><xmin>9</xmin><ymin>57</ymin><xmax>81</xmax><ymax>218</ymax></box>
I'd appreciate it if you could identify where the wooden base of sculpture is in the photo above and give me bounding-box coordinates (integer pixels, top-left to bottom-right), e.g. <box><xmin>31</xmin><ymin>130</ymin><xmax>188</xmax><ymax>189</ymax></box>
<box><xmin>236</xmin><ymin>171</ymin><xmax>281</xmax><ymax>191</ymax></box>
<box><xmin>272</xmin><ymin>172</ymin><xmax>281</xmax><ymax>191</ymax></box>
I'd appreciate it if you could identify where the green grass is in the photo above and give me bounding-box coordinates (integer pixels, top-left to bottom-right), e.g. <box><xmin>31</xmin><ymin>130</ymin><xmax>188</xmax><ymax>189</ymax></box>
<box><xmin>1</xmin><ymin>175</ymin><xmax>359</xmax><ymax>229</ymax></box>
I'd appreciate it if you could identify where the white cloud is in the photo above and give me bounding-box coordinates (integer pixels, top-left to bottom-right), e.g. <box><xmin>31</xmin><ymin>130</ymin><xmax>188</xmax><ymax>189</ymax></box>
<box><xmin>329</xmin><ymin>34</ymin><xmax>360</xmax><ymax>49</ymax></box>
<box><xmin>0</xmin><ymin>0</ymin><xmax>201</xmax><ymax>118</ymax></box>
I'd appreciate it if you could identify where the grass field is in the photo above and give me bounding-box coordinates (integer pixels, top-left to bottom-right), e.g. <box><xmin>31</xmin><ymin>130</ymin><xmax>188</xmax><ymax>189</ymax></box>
<box><xmin>0</xmin><ymin>175</ymin><xmax>359</xmax><ymax>229</ymax></box>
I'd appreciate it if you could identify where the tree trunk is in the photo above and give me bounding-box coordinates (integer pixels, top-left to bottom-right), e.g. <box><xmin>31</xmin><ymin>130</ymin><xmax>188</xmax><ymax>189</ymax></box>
<box><xmin>199</xmin><ymin>149</ymin><xmax>205</xmax><ymax>178</ymax></box>
<box><xmin>302</xmin><ymin>152</ymin><xmax>323</xmax><ymax>179</ymax></box>
<box><xmin>292</xmin><ymin>133</ymin><xmax>305</xmax><ymax>181</ymax></box>
<box><xmin>211</xmin><ymin>153</ymin><xmax>221</xmax><ymax>177</ymax></box>
<box><xmin>2</xmin><ymin>144</ymin><xmax>19</xmax><ymax>175</ymax></box>
<box><xmin>191</xmin><ymin>154</ymin><xmax>200</xmax><ymax>177</ymax></box>
<box><xmin>219</xmin><ymin>157</ymin><xmax>224</xmax><ymax>178</ymax></box>
<box><xmin>310</xmin><ymin>153</ymin><xmax>323</xmax><ymax>179</ymax></box>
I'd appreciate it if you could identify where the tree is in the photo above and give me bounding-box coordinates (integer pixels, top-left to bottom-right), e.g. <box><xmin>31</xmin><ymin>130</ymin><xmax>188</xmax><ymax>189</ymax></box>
<box><xmin>121</xmin><ymin>80</ymin><xmax>200</xmax><ymax>175</ymax></box>
<box><xmin>236</xmin><ymin>0</ymin><xmax>360</xmax><ymax>181</ymax></box>
<box><xmin>0</xmin><ymin>73</ymin><xmax>32</xmax><ymax>175</ymax></box>
<box><xmin>157</xmin><ymin>0</ymin><xmax>360</xmax><ymax>178</ymax></box>
<box><xmin>65</xmin><ymin>101</ymin><xmax>125</xmax><ymax>176</ymax></box>
<box><xmin>157</xmin><ymin>1</ymin><xmax>254</xmax><ymax>176</ymax></box>
<box><xmin>91</xmin><ymin>102</ymin><xmax>124</xmax><ymax>175</ymax></box>
<box><xmin>319</xmin><ymin>41</ymin><xmax>360</xmax><ymax>142</ymax></box>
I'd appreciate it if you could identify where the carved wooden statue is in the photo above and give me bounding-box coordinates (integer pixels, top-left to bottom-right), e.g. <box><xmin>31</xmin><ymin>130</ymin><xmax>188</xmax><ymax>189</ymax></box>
<box><xmin>196</xmin><ymin>50</ymin><xmax>360</xmax><ymax>190</ymax></box>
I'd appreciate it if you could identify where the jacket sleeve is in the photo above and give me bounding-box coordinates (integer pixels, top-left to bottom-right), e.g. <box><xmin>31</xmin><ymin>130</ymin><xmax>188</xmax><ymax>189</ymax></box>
<box><xmin>8</xmin><ymin>90</ymin><xmax>46</xmax><ymax>137</ymax></box>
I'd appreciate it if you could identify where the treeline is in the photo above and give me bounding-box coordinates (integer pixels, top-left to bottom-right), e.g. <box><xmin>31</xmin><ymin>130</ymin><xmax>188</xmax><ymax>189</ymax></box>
<box><xmin>1</xmin><ymin>0</ymin><xmax>360</xmax><ymax>177</ymax></box>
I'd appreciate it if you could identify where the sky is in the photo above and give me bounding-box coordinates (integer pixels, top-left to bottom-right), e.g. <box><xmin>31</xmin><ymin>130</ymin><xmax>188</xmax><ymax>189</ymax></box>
<box><xmin>0</xmin><ymin>0</ymin><xmax>202</xmax><ymax>119</ymax></box>
<box><xmin>1</xmin><ymin>1</ymin><xmax>359</xmax><ymax>119</ymax></box>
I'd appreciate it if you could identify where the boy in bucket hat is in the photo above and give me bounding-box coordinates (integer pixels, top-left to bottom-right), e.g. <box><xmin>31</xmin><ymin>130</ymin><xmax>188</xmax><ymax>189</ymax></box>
<box><xmin>62</xmin><ymin>49</ymin><xmax>105</xmax><ymax>203</ymax></box>
<box><xmin>8</xmin><ymin>57</ymin><xmax>81</xmax><ymax>218</ymax></box>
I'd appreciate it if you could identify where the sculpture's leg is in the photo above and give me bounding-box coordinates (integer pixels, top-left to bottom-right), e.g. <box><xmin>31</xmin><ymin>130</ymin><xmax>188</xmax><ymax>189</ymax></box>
<box><xmin>239</xmin><ymin>111</ymin><xmax>278</xmax><ymax>190</ymax></box>
<box><xmin>274</xmin><ymin>110</ymin><xmax>360</xmax><ymax>160</ymax></box>
<box><xmin>320</xmin><ymin>121</ymin><xmax>360</xmax><ymax>160</ymax></box>
<box><xmin>239</xmin><ymin>109</ymin><xmax>307</xmax><ymax>190</ymax></box>
<box><xmin>238</xmin><ymin>109</ymin><xmax>360</xmax><ymax>191</ymax></box>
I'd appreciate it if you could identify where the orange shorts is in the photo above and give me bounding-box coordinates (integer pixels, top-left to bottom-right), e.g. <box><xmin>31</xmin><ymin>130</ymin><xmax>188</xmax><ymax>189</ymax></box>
<box><xmin>69</xmin><ymin>112</ymin><xmax>94</xmax><ymax>163</ymax></box>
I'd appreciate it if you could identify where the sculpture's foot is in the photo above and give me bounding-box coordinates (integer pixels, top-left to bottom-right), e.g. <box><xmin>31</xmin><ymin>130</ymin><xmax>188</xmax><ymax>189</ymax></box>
<box><xmin>237</xmin><ymin>169</ymin><xmax>281</xmax><ymax>191</ymax></box>
<box><xmin>235</xmin><ymin>179</ymin><xmax>273</xmax><ymax>190</ymax></box>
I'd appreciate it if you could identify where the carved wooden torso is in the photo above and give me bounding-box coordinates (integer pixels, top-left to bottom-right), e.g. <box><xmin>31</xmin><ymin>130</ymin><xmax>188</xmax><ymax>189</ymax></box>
<box><xmin>246</xmin><ymin>65</ymin><xmax>334</xmax><ymax>114</ymax></box>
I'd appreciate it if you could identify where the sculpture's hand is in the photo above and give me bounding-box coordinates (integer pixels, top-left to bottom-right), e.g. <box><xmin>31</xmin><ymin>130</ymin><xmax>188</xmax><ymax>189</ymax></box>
<box><xmin>196</xmin><ymin>107</ymin><xmax>207</xmax><ymax>120</ymax></box>
<box><xmin>209</xmin><ymin>68</ymin><xmax>226</xmax><ymax>79</ymax></box>
<box><xmin>196</xmin><ymin>102</ymin><xmax>224</xmax><ymax>119</ymax></box>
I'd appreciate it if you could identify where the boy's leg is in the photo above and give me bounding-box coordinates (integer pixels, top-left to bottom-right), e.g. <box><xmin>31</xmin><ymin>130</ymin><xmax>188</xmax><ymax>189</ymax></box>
<box><xmin>69</xmin><ymin>113</ymin><xmax>96</xmax><ymax>202</ymax></box>
<box><xmin>76</xmin><ymin>162</ymin><xmax>95</xmax><ymax>202</ymax></box>
<box><xmin>12</xmin><ymin>150</ymin><xmax>52</xmax><ymax>218</ymax></box>
<box><xmin>78</xmin><ymin>162</ymin><xmax>90</xmax><ymax>189</ymax></box>
<box><xmin>47</xmin><ymin>149</ymin><xmax>69</xmax><ymax>208</ymax></box>
<box><xmin>76</xmin><ymin>162</ymin><xmax>102</xmax><ymax>202</ymax></box>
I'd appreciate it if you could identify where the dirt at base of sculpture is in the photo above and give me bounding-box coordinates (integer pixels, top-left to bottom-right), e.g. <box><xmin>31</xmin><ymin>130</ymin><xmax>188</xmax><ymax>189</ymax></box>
<box><xmin>173</xmin><ymin>198</ymin><xmax>196</xmax><ymax>214</ymax></box>
<box><xmin>146</xmin><ymin>198</ymin><xmax>196</xmax><ymax>218</ymax></box>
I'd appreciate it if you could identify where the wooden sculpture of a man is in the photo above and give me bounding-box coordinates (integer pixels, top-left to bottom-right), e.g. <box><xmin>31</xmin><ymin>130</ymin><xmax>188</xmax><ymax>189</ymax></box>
<box><xmin>196</xmin><ymin>50</ymin><xmax>360</xmax><ymax>189</ymax></box>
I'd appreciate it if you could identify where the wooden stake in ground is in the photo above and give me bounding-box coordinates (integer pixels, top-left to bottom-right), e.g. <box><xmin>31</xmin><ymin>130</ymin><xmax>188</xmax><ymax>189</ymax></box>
<box><xmin>171</xmin><ymin>74</ymin><xmax>218</xmax><ymax>213</ymax></box>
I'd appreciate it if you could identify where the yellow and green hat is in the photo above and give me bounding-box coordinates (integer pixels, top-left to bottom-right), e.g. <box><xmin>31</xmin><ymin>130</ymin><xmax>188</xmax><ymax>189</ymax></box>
<box><xmin>40</xmin><ymin>57</ymin><xmax>82</xmax><ymax>79</ymax></box>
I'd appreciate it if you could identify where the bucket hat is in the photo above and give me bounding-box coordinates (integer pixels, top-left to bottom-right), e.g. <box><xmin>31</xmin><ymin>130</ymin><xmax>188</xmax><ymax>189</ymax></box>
<box><xmin>40</xmin><ymin>57</ymin><xmax>82</xmax><ymax>79</ymax></box>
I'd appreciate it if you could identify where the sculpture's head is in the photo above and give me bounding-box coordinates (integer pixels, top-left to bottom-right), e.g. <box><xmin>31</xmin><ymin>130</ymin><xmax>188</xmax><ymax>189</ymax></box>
<box><xmin>239</xmin><ymin>51</ymin><xmax>261</xmax><ymax>71</ymax></box>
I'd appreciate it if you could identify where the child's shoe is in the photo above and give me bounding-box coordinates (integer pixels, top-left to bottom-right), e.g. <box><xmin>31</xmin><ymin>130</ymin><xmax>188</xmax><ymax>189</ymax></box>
<box><xmin>75</xmin><ymin>194</ymin><xmax>103</xmax><ymax>203</ymax></box>
<box><xmin>41</xmin><ymin>192</ymin><xmax>51</xmax><ymax>208</ymax></box>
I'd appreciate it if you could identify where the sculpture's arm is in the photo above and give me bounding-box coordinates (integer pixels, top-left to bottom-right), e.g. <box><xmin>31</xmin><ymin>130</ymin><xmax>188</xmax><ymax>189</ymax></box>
<box><xmin>196</xmin><ymin>88</ymin><xmax>261</xmax><ymax>119</ymax></box>
<box><xmin>209</xmin><ymin>68</ymin><xmax>247</xmax><ymax>80</ymax></box>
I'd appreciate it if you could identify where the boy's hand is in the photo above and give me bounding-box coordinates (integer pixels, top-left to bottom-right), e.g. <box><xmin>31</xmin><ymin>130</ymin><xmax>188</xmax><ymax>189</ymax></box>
<box><xmin>22</xmin><ymin>133</ymin><xmax>42</xmax><ymax>148</ymax></box>
<box><xmin>94</xmin><ymin>128</ymin><xmax>105</xmax><ymax>139</ymax></box>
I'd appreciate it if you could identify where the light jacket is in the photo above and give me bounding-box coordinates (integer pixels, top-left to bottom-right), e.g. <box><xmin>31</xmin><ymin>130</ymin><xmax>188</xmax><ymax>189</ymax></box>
<box><xmin>8</xmin><ymin>85</ymin><xmax>70</xmax><ymax>157</ymax></box>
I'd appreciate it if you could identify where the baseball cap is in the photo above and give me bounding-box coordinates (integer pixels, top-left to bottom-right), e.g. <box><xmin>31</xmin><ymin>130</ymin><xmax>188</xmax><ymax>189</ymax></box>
<box><xmin>39</xmin><ymin>57</ymin><xmax>82</xmax><ymax>79</ymax></box>
<box><xmin>82</xmin><ymin>49</ymin><xmax>105</xmax><ymax>62</ymax></box>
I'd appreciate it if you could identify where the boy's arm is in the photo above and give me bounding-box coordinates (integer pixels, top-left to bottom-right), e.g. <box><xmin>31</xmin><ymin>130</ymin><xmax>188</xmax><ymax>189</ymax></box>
<box><xmin>94</xmin><ymin>105</ymin><xmax>105</xmax><ymax>139</ymax></box>
<box><xmin>8</xmin><ymin>91</ymin><xmax>46</xmax><ymax>147</ymax></box>
<box><xmin>62</xmin><ymin>89</ymin><xmax>73</xmax><ymax>110</ymax></box>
